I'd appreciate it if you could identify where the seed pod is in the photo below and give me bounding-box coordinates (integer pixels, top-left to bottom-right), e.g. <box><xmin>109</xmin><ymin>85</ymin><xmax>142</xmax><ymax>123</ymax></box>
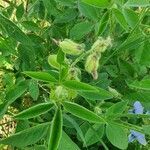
<box><xmin>59</xmin><ymin>39</ymin><xmax>84</xmax><ymax>55</ymax></box>
<box><xmin>85</xmin><ymin>53</ymin><xmax>101</xmax><ymax>80</ymax></box>
<box><xmin>91</xmin><ymin>36</ymin><xmax>111</xmax><ymax>53</ymax></box>
<box><xmin>48</xmin><ymin>54</ymin><xmax>60</xmax><ymax>69</ymax></box>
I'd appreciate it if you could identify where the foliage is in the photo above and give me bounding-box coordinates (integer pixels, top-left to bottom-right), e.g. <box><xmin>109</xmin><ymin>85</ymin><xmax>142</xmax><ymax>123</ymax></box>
<box><xmin>0</xmin><ymin>0</ymin><xmax>150</xmax><ymax>149</ymax></box>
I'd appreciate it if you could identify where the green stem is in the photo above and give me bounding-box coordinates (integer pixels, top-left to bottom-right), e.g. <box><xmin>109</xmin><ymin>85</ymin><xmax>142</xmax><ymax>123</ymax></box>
<box><xmin>112</xmin><ymin>121</ymin><xmax>143</xmax><ymax>133</ymax></box>
<box><xmin>115</xmin><ymin>113</ymin><xmax>150</xmax><ymax>119</ymax></box>
<box><xmin>87</xmin><ymin>122</ymin><xmax>109</xmax><ymax>150</ymax></box>
<box><xmin>71</xmin><ymin>49</ymin><xmax>93</xmax><ymax>67</ymax></box>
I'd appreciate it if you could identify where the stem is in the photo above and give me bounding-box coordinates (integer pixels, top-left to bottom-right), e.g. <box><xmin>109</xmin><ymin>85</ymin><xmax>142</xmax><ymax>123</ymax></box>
<box><xmin>112</xmin><ymin>121</ymin><xmax>143</xmax><ymax>132</ymax></box>
<box><xmin>115</xmin><ymin>113</ymin><xmax>150</xmax><ymax>119</ymax></box>
<box><xmin>87</xmin><ymin>122</ymin><xmax>109</xmax><ymax>150</ymax></box>
<box><xmin>71</xmin><ymin>49</ymin><xmax>93</xmax><ymax>67</ymax></box>
<box><xmin>38</xmin><ymin>83</ymin><xmax>50</xmax><ymax>94</ymax></box>
<box><xmin>99</xmin><ymin>139</ymin><xmax>109</xmax><ymax>150</ymax></box>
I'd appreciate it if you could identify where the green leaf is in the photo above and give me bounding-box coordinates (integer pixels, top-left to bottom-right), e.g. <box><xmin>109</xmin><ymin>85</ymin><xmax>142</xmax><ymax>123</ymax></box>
<box><xmin>78</xmin><ymin>88</ymin><xmax>113</xmax><ymax>101</ymax></box>
<box><xmin>106</xmin><ymin>101</ymin><xmax>128</xmax><ymax>117</ymax></box>
<box><xmin>143</xmin><ymin>125</ymin><xmax>150</xmax><ymax>135</ymax></box>
<box><xmin>81</xmin><ymin>0</ymin><xmax>110</xmax><ymax>8</ymax></box>
<box><xmin>125</xmin><ymin>0</ymin><xmax>150</xmax><ymax>7</ymax></box>
<box><xmin>140</xmin><ymin>41</ymin><xmax>150</xmax><ymax>66</ymax></box>
<box><xmin>78</xmin><ymin>2</ymin><xmax>99</xmax><ymax>21</ymax></box>
<box><xmin>6</xmin><ymin>81</ymin><xmax>27</xmax><ymax>105</ymax></box>
<box><xmin>63</xmin><ymin>80</ymin><xmax>98</xmax><ymax>91</ymax></box>
<box><xmin>112</xmin><ymin>8</ymin><xmax>129</xmax><ymax>30</ymax></box>
<box><xmin>48</xmin><ymin>108</ymin><xmax>62</xmax><ymax>150</ymax></box>
<box><xmin>54</xmin><ymin>9</ymin><xmax>78</xmax><ymax>23</ymax></box>
<box><xmin>123</xmin><ymin>91</ymin><xmax>150</xmax><ymax>109</ymax></box>
<box><xmin>57</xmin><ymin>49</ymin><xmax>65</xmax><ymax>65</ymax></box>
<box><xmin>0</xmin><ymin>103</ymin><xmax>9</xmax><ymax>119</ymax></box>
<box><xmin>63</xmin><ymin>114</ymin><xmax>86</xmax><ymax>145</ymax></box>
<box><xmin>0</xmin><ymin>81</ymin><xmax>27</xmax><ymax>119</ymax></box>
<box><xmin>118</xmin><ymin>59</ymin><xmax>135</xmax><ymax>77</ymax></box>
<box><xmin>106</xmin><ymin>123</ymin><xmax>128</xmax><ymax>149</ymax></box>
<box><xmin>123</xmin><ymin>8</ymin><xmax>139</xmax><ymax>28</ymax></box>
<box><xmin>63</xmin><ymin>102</ymin><xmax>106</xmax><ymax>123</ymax></box>
<box><xmin>21</xmin><ymin>21</ymin><xmax>40</xmax><ymax>32</ymax></box>
<box><xmin>63</xmin><ymin>80</ymin><xmax>113</xmax><ymax>101</ymax></box>
<box><xmin>55</xmin><ymin>0</ymin><xmax>75</xmax><ymax>7</ymax></box>
<box><xmin>29</xmin><ymin>79</ymin><xmax>39</xmax><ymax>101</ymax></box>
<box><xmin>15</xmin><ymin>103</ymin><xmax>53</xmax><ymax>119</ymax></box>
<box><xmin>59</xmin><ymin>131</ymin><xmax>80</xmax><ymax>150</ymax></box>
<box><xmin>97</xmin><ymin>11</ymin><xmax>109</xmax><ymax>35</ymax></box>
<box><xmin>70</xmin><ymin>22</ymin><xmax>93</xmax><ymax>40</ymax></box>
<box><xmin>0</xmin><ymin>123</ymin><xmax>50</xmax><ymax>147</ymax></box>
<box><xmin>38</xmin><ymin>0</ymin><xmax>45</xmax><ymax>19</ymax></box>
<box><xmin>84</xmin><ymin>124</ymin><xmax>104</xmax><ymax>146</ymax></box>
<box><xmin>23</xmin><ymin>71</ymin><xmax>57</xmax><ymax>83</ymax></box>
<box><xmin>127</xmin><ymin>79</ymin><xmax>150</xmax><ymax>91</ymax></box>
<box><xmin>0</xmin><ymin>13</ymin><xmax>33</xmax><ymax>45</ymax></box>
<box><xmin>16</xmin><ymin>3</ymin><xmax>24</xmax><ymax>20</ymax></box>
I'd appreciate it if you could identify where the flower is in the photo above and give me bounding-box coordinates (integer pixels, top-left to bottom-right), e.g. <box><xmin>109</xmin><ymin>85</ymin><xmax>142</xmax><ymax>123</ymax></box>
<box><xmin>132</xmin><ymin>101</ymin><xmax>144</xmax><ymax>114</ymax></box>
<box><xmin>128</xmin><ymin>130</ymin><xmax>147</xmax><ymax>146</ymax></box>
<box><xmin>128</xmin><ymin>101</ymin><xmax>147</xmax><ymax>146</ymax></box>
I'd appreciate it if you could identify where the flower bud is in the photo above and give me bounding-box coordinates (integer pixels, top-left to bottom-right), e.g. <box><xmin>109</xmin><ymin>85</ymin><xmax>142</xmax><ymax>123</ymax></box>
<box><xmin>108</xmin><ymin>86</ymin><xmax>122</xmax><ymax>98</ymax></box>
<box><xmin>68</xmin><ymin>89</ymin><xmax>78</xmax><ymax>100</ymax></box>
<box><xmin>85</xmin><ymin>53</ymin><xmax>101</xmax><ymax>80</ymax></box>
<box><xmin>91</xmin><ymin>36</ymin><xmax>111</xmax><ymax>53</ymax></box>
<box><xmin>67</xmin><ymin>67</ymin><xmax>81</xmax><ymax>81</ymax></box>
<box><xmin>94</xmin><ymin>106</ymin><xmax>102</xmax><ymax>115</ymax></box>
<box><xmin>59</xmin><ymin>39</ymin><xmax>84</xmax><ymax>55</ymax></box>
<box><xmin>54</xmin><ymin>86</ymin><xmax>68</xmax><ymax>100</ymax></box>
<box><xmin>48</xmin><ymin>54</ymin><xmax>60</xmax><ymax>69</ymax></box>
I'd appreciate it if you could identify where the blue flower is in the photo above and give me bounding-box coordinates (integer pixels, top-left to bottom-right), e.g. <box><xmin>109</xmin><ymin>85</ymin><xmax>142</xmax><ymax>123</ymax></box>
<box><xmin>130</xmin><ymin>101</ymin><xmax>144</xmax><ymax>114</ymax></box>
<box><xmin>128</xmin><ymin>130</ymin><xmax>147</xmax><ymax>146</ymax></box>
<box><xmin>128</xmin><ymin>101</ymin><xmax>147</xmax><ymax>145</ymax></box>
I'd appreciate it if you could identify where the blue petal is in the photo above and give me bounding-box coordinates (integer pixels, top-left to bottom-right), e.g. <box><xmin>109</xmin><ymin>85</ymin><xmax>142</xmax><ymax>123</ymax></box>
<box><xmin>128</xmin><ymin>133</ymin><xmax>136</xmax><ymax>143</ymax></box>
<box><xmin>133</xmin><ymin>101</ymin><xmax>144</xmax><ymax>114</ymax></box>
<box><xmin>130</xmin><ymin>130</ymin><xmax>147</xmax><ymax>146</ymax></box>
<box><xmin>136</xmin><ymin>133</ymin><xmax>147</xmax><ymax>146</ymax></box>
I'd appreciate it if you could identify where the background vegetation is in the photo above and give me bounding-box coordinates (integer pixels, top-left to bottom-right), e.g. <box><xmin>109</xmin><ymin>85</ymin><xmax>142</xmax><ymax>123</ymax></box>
<box><xmin>0</xmin><ymin>0</ymin><xmax>150</xmax><ymax>150</ymax></box>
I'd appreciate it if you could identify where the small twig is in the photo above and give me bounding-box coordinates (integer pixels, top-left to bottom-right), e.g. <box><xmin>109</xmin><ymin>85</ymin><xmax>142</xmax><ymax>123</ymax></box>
<box><xmin>38</xmin><ymin>83</ymin><xmax>50</xmax><ymax>95</ymax></box>
<box><xmin>51</xmin><ymin>38</ymin><xmax>59</xmax><ymax>45</ymax></box>
<box><xmin>25</xmin><ymin>0</ymin><xmax>29</xmax><ymax>13</ymax></box>
<box><xmin>0</xmin><ymin>119</ymin><xmax>15</xmax><ymax>127</ymax></box>
<box><xmin>2</xmin><ymin>0</ymin><xmax>11</xmax><ymax>4</ymax></box>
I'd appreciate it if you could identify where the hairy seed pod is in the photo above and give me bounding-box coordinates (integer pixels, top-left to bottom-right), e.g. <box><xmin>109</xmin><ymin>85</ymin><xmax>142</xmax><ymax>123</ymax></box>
<box><xmin>91</xmin><ymin>36</ymin><xmax>111</xmax><ymax>53</ymax></box>
<box><xmin>85</xmin><ymin>53</ymin><xmax>101</xmax><ymax>80</ymax></box>
<box><xmin>59</xmin><ymin>39</ymin><xmax>84</xmax><ymax>55</ymax></box>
